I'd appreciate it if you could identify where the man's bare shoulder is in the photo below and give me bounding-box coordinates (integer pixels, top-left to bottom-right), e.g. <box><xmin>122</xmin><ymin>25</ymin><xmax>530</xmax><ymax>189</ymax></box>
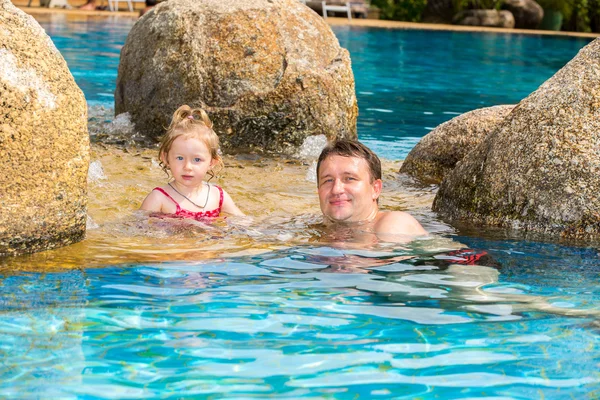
<box><xmin>374</xmin><ymin>211</ymin><xmax>428</xmax><ymax>237</ymax></box>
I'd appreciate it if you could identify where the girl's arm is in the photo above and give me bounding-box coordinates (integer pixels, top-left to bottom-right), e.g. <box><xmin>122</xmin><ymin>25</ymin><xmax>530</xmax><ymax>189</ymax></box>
<box><xmin>140</xmin><ymin>190</ymin><xmax>165</xmax><ymax>212</ymax></box>
<box><xmin>221</xmin><ymin>189</ymin><xmax>245</xmax><ymax>216</ymax></box>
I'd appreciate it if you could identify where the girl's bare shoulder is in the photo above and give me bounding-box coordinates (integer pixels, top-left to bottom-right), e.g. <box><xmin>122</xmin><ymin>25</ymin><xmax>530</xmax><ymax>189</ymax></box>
<box><xmin>140</xmin><ymin>187</ymin><xmax>169</xmax><ymax>211</ymax></box>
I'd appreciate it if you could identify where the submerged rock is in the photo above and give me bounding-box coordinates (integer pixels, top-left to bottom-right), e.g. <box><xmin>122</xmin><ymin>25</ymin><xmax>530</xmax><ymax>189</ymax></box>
<box><xmin>0</xmin><ymin>0</ymin><xmax>89</xmax><ymax>256</ymax></box>
<box><xmin>433</xmin><ymin>38</ymin><xmax>600</xmax><ymax>238</ymax></box>
<box><xmin>400</xmin><ymin>105</ymin><xmax>515</xmax><ymax>184</ymax></box>
<box><xmin>115</xmin><ymin>0</ymin><xmax>358</xmax><ymax>153</ymax></box>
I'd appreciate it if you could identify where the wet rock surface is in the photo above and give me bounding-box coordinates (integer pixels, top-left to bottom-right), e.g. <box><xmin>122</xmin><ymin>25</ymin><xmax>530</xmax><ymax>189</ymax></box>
<box><xmin>115</xmin><ymin>0</ymin><xmax>358</xmax><ymax>154</ymax></box>
<box><xmin>0</xmin><ymin>0</ymin><xmax>89</xmax><ymax>256</ymax></box>
<box><xmin>433</xmin><ymin>38</ymin><xmax>600</xmax><ymax>239</ymax></box>
<box><xmin>400</xmin><ymin>105</ymin><xmax>515</xmax><ymax>184</ymax></box>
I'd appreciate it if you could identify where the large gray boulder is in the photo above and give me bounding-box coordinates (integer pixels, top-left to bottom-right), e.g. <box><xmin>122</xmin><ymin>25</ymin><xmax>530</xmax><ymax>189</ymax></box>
<box><xmin>501</xmin><ymin>0</ymin><xmax>543</xmax><ymax>29</ymax></box>
<box><xmin>453</xmin><ymin>9</ymin><xmax>516</xmax><ymax>28</ymax></box>
<box><xmin>115</xmin><ymin>0</ymin><xmax>358</xmax><ymax>153</ymax></box>
<box><xmin>0</xmin><ymin>0</ymin><xmax>89</xmax><ymax>256</ymax></box>
<box><xmin>400</xmin><ymin>105</ymin><xmax>515</xmax><ymax>184</ymax></box>
<box><xmin>433</xmin><ymin>38</ymin><xmax>600</xmax><ymax>238</ymax></box>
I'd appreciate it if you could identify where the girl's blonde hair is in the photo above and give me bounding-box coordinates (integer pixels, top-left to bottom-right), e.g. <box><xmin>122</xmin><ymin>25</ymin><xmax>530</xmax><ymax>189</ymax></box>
<box><xmin>158</xmin><ymin>105</ymin><xmax>224</xmax><ymax>180</ymax></box>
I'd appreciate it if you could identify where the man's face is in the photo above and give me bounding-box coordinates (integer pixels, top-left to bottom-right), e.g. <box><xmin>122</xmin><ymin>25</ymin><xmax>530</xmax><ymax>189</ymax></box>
<box><xmin>317</xmin><ymin>155</ymin><xmax>382</xmax><ymax>223</ymax></box>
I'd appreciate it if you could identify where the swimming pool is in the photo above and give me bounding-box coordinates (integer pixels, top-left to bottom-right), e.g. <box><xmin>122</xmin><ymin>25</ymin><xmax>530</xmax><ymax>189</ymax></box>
<box><xmin>2</xmin><ymin>12</ymin><xmax>600</xmax><ymax>398</ymax></box>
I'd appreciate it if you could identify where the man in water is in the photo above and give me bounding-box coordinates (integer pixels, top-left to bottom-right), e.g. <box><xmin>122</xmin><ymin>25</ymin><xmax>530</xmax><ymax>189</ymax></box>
<box><xmin>317</xmin><ymin>139</ymin><xmax>427</xmax><ymax>241</ymax></box>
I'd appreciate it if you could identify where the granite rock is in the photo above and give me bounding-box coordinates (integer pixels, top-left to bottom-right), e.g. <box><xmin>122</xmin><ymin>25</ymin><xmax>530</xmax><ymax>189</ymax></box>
<box><xmin>115</xmin><ymin>0</ymin><xmax>358</xmax><ymax>153</ymax></box>
<box><xmin>0</xmin><ymin>0</ymin><xmax>89</xmax><ymax>256</ymax></box>
<box><xmin>401</xmin><ymin>105</ymin><xmax>515</xmax><ymax>184</ymax></box>
<box><xmin>433</xmin><ymin>38</ymin><xmax>600</xmax><ymax>238</ymax></box>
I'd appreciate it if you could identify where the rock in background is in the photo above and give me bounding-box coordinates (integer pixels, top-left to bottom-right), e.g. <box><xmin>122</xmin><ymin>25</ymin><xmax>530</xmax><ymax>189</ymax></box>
<box><xmin>501</xmin><ymin>0</ymin><xmax>544</xmax><ymax>29</ymax></box>
<box><xmin>433</xmin><ymin>38</ymin><xmax>600</xmax><ymax>238</ymax></box>
<box><xmin>400</xmin><ymin>105</ymin><xmax>514</xmax><ymax>184</ymax></box>
<box><xmin>0</xmin><ymin>0</ymin><xmax>89</xmax><ymax>256</ymax></box>
<box><xmin>115</xmin><ymin>0</ymin><xmax>358</xmax><ymax>153</ymax></box>
<box><xmin>453</xmin><ymin>9</ymin><xmax>516</xmax><ymax>28</ymax></box>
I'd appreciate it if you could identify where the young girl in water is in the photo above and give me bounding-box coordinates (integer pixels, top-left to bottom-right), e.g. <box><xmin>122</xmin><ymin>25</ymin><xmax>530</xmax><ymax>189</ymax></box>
<box><xmin>140</xmin><ymin>105</ymin><xmax>244</xmax><ymax>219</ymax></box>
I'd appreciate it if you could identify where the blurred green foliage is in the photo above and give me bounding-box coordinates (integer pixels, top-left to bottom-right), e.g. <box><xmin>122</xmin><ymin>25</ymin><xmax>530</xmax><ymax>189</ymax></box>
<box><xmin>370</xmin><ymin>0</ymin><xmax>429</xmax><ymax>22</ymax></box>
<box><xmin>589</xmin><ymin>0</ymin><xmax>600</xmax><ymax>31</ymax></box>
<box><xmin>569</xmin><ymin>0</ymin><xmax>591</xmax><ymax>31</ymax></box>
<box><xmin>537</xmin><ymin>0</ymin><xmax>593</xmax><ymax>31</ymax></box>
<box><xmin>453</xmin><ymin>0</ymin><xmax>502</xmax><ymax>11</ymax></box>
<box><xmin>371</xmin><ymin>0</ymin><xmax>598</xmax><ymax>31</ymax></box>
<box><xmin>536</xmin><ymin>0</ymin><xmax>572</xmax><ymax>19</ymax></box>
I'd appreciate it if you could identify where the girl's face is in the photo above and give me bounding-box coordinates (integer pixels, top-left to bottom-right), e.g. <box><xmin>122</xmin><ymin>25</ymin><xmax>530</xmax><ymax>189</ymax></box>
<box><xmin>161</xmin><ymin>135</ymin><xmax>216</xmax><ymax>188</ymax></box>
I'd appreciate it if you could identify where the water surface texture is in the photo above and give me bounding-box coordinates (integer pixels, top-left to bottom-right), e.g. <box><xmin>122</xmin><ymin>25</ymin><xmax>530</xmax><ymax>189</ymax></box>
<box><xmin>334</xmin><ymin>28</ymin><xmax>592</xmax><ymax>157</ymax></box>
<box><xmin>3</xmin><ymin>241</ymin><xmax>600</xmax><ymax>398</ymax></box>
<box><xmin>33</xmin><ymin>14</ymin><xmax>592</xmax><ymax>159</ymax></box>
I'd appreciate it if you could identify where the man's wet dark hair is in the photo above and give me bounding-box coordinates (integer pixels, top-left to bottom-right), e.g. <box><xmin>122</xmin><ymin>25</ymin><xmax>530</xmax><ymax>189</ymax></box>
<box><xmin>316</xmin><ymin>139</ymin><xmax>382</xmax><ymax>184</ymax></box>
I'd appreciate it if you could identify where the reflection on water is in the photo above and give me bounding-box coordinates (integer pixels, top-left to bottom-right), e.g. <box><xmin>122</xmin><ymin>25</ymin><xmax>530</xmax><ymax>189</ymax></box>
<box><xmin>2</xmin><ymin>244</ymin><xmax>600</xmax><ymax>398</ymax></box>
<box><xmin>334</xmin><ymin>28</ymin><xmax>593</xmax><ymax>158</ymax></box>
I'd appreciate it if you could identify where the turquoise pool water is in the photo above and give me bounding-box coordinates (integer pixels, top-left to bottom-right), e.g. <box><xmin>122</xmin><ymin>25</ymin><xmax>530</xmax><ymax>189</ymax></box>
<box><xmin>2</xmin><ymin>241</ymin><xmax>600</xmax><ymax>398</ymax></box>
<box><xmin>2</xmin><ymin>14</ymin><xmax>599</xmax><ymax>398</ymax></box>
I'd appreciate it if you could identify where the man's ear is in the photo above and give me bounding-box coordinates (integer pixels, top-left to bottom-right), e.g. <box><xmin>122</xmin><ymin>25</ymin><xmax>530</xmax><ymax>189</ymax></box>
<box><xmin>372</xmin><ymin>179</ymin><xmax>382</xmax><ymax>200</ymax></box>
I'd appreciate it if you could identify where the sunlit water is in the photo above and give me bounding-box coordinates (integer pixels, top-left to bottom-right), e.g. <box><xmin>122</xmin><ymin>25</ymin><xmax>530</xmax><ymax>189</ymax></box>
<box><xmin>3</xmin><ymin>237</ymin><xmax>600</xmax><ymax>398</ymax></box>
<box><xmin>1</xmin><ymin>12</ymin><xmax>599</xmax><ymax>398</ymax></box>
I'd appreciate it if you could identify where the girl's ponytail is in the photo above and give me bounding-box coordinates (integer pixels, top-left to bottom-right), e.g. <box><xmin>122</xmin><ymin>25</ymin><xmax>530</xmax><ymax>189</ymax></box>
<box><xmin>193</xmin><ymin>108</ymin><xmax>213</xmax><ymax>129</ymax></box>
